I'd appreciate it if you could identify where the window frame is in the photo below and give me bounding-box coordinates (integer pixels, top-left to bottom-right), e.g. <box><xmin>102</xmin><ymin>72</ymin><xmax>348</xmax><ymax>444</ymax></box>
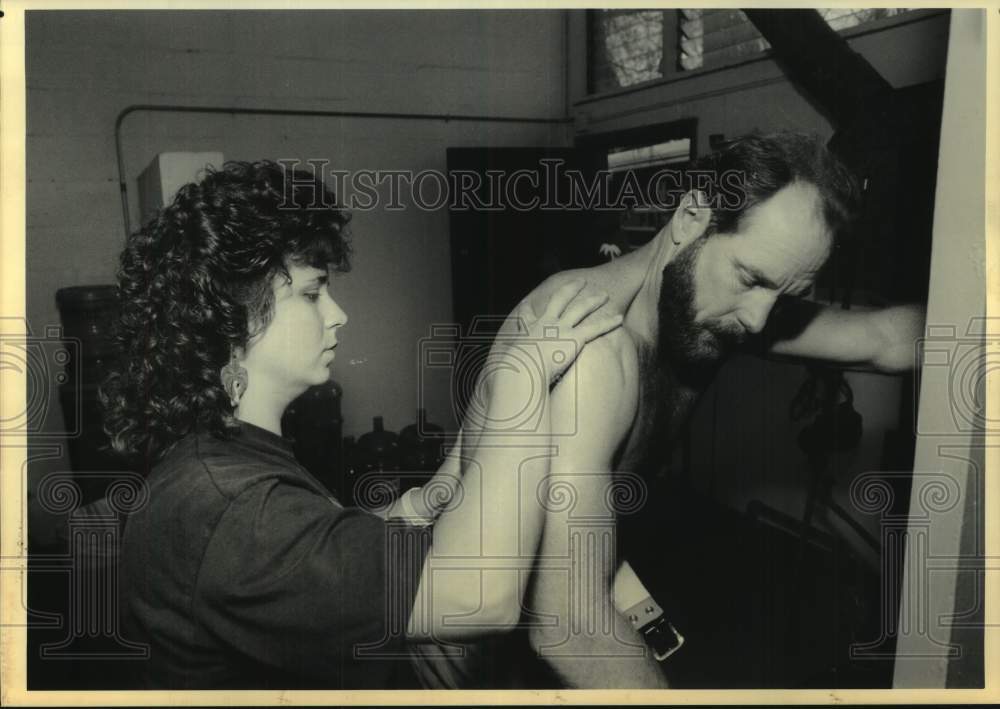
<box><xmin>580</xmin><ymin>7</ymin><xmax>947</xmax><ymax>104</ymax></box>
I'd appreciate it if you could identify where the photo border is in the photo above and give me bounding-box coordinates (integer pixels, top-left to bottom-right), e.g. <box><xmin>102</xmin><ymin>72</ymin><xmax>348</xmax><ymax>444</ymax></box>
<box><xmin>2</xmin><ymin>1</ymin><xmax>996</xmax><ymax>705</ymax></box>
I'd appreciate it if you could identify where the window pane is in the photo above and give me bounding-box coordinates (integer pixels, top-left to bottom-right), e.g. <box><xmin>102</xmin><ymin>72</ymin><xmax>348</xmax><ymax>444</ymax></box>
<box><xmin>607</xmin><ymin>138</ymin><xmax>691</xmax><ymax>173</ymax></box>
<box><xmin>678</xmin><ymin>8</ymin><xmax>916</xmax><ymax>72</ymax></box>
<box><xmin>587</xmin><ymin>9</ymin><xmax>918</xmax><ymax>93</ymax></box>
<box><xmin>589</xmin><ymin>10</ymin><xmax>667</xmax><ymax>93</ymax></box>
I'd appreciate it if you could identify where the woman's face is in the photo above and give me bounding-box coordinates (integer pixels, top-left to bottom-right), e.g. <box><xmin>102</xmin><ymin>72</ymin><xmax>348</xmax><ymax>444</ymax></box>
<box><xmin>241</xmin><ymin>263</ymin><xmax>348</xmax><ymax>403</ymax></box>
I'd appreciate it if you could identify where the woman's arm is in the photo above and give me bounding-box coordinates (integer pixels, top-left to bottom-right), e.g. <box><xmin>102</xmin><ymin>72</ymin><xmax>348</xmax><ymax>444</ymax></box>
<box><xmin>406</xmin><ymin>282</ymin><xmax>622</xmax><ymax>642</ymax></box>
<box><xmin>380</xmin><ymin>428</ymin><xmax>464</xmax><ymax>523</ymax></box>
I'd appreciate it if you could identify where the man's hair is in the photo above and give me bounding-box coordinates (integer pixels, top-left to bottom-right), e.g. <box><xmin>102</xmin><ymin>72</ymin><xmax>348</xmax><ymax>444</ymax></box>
<box><xmin>689</xmin><ymin>131</ymin><xmax>861</xmax><ymax>237</ymax></box>
<box><xmin>101</xmin><ymin>160</ymin><xmax>351</xmax><ymax>468</ymax></box>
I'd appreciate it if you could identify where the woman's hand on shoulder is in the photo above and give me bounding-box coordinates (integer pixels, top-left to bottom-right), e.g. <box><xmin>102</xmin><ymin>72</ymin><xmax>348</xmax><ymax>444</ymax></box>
<box><xmin>497</xmin><ymin>280</ymin><xmax>624</xmax><ymax>388</ymax></box>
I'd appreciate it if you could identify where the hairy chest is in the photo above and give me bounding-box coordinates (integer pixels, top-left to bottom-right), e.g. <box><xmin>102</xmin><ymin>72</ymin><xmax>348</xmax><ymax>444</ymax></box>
<box><xmin>614</xmin><ymin>368</ymin><xmax>705</xmax><ymax>478</ymax></box>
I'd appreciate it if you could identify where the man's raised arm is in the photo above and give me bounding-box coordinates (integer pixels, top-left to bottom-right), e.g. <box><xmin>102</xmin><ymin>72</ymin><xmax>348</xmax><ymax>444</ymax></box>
<box><xmin>761</xmin><ymin>297</ymin><xmax>926</xmax><ymax>373</ymax></box>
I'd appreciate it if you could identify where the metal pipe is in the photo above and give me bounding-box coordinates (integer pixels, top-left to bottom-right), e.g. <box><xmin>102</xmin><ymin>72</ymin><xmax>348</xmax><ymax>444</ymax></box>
<box><xmin>115</xmin><ymin>103</ymin><xmax>572</xmax><ymax>238</ymax></box>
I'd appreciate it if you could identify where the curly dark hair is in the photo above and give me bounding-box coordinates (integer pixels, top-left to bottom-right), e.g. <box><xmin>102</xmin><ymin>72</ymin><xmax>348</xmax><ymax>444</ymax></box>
<box><xmin>688</xmin><ymin>131</ymin><xmax>861</xmax><ymax>238</ymax></box>
<box><xmin>101</xmin><ymin>160</ymin><xmax>351</xmax><ymax>469</ymax></box>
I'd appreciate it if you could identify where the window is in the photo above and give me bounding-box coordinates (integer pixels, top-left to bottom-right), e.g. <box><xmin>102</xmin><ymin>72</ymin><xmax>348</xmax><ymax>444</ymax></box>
<box><xmin>588</xmin><ymin>8</ymin><xmax>918</xmax><ymax>94</ymax></box>
<box><xmin>587</xmin><ymin>9</ymin><xmax>670</xmax><ymax>93</ymax></box>
<box><xmin>607</xmin><ymin>138</ymin><xmax>691</xmax><ymax>173</ymax></box>
<box><xmin>607</xmin><ymin>137</ymin><xmax>693</xmax><ymax>245</ymax></box>
<box><xmin>575</xmin><ymin>121</ymin><xmax>697</xmax><ymax>250</ymax></box>
<box><xmin>678</xmin><ymin>8</ymin><xmax>916</xmax><ymax>72</ymax></box>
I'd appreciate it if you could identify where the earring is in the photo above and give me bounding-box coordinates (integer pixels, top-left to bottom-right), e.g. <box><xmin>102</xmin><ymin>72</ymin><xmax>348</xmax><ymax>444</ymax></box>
<box><xmin>220</xmin><ymin>348</ymin><xmax>248</xmax><ymax>408</ymax></box>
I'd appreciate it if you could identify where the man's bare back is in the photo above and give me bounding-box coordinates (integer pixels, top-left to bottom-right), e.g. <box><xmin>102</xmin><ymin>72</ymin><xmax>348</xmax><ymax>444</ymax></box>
<box><xmin>522</xmin><ymin>241</ymin><xmax>681</xmax><ymax>474</ymax></box>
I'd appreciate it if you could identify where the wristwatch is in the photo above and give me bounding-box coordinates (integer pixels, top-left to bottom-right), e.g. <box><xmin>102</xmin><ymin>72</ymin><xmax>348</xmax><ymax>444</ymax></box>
<box><xmin>623</xmin><ymin>597</ymin><xmax>685</xmax><ymax>661</ymax></box>
<box><xmin>393</xmin><ymin>486</ymin><xmax>435</xmax><ymax>527</ymax></box>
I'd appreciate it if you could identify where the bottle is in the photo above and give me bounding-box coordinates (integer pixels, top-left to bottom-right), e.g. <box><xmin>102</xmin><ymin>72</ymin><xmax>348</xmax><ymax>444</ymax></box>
<box><xmin>55</xmin><ymin>285</ymin><xmax>123</xmax><ymax>502</ymax></box>
<box><xmin>281</xmin><ymin>380</ymin><xmax>344</xmax><ymax>495</ymax></box>
<box><xmin>355</xmin><ymin>416</ymin><xmax>400</xmax><ymax>473</ymax></box>
<box><xmin>399</xmin><ymin>408</ymin><xmax>445</xmax><ymax>475</ymax></box>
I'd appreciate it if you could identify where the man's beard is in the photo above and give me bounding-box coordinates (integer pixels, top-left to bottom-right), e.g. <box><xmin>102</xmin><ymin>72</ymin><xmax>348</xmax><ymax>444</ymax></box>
<box><xmin>656</xmin><ymin>234</ymin><xmax>746</xmax><ymax>377</ymax></box>
<box><xmin>626</xmin><ymin>234</ymin><xmax>746</xmax><ymax>477</ymax></box>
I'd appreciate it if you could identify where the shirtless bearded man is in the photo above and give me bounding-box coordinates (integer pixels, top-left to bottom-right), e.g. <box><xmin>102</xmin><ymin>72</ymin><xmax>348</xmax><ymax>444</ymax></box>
<box><xmin>409</xmin><ymin>132</ymin><xmax>925</xmax><ymax>688</ymax></box>
<box><xmin>518</xmin><ymin>132</ymin><xmax>925</xmax><ymax>687</ymax></box>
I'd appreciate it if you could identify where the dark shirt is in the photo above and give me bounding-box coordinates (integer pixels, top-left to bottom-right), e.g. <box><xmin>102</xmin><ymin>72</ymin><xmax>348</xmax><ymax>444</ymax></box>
<box><xmin>119</xmin><ymin>422</ymin><xmax>430</xmax><ymax>689</ymax></box>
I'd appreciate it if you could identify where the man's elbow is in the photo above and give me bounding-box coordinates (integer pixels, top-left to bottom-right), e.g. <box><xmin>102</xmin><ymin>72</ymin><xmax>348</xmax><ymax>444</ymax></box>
<box><xmin>870</xmin><ymin>304</ymin><xmax>926</xmax><ymax>373</ymax></box>
<box><xmin>428</xmin><ymin>579</ymin><xmax>521</xmax><ymax>641</ymax></box>
<box><xmin>477</xmin><ymin>582</ymin><xmax>522</xmax><ymax>632</ymax></box>
<box><xmin>527</xmin><ymin>613</ymin><xmax>565</xmax><ymax>655</ymax></box>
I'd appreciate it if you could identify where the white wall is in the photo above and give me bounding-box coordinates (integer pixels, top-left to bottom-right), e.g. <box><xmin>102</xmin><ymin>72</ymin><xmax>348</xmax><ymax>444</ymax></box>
<box><xmin>25</xmin><ymin>9</ymin><xmax>570</xmax><ymax>538</ymax></box>
<box><xmin>894</xmin><ymin>9</ymin><xmax>987</xmax><ymax>688</ymax></box>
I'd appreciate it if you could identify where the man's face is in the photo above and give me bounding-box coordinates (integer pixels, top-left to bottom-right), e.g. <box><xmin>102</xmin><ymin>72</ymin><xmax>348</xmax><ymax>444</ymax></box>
<box><xmin>658</xmin><ymin>181</ymin><xmax>833</xmax><ymax>364</ymax></box>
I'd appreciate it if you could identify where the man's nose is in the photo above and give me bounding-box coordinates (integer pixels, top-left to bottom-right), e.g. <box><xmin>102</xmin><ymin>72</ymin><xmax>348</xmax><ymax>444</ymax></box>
<box><xmin>741</xmin><ymin>292</ymin><xmax>776</xmax><ymax>334</ymax></box>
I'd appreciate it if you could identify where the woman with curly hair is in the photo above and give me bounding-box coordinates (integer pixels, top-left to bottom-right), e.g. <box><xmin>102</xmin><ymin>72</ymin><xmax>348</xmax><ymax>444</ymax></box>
<box><xmin>102</xmin><ymin>160</ymin><xmax>622</xmax><ymax>689</ymax></box>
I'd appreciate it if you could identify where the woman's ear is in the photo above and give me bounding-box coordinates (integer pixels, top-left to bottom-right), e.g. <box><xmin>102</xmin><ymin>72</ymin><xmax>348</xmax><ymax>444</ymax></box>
<box><xmin>669</xmin><ymin>189</ymin><xmax>712</xmax><ymax>246</ymax></box>
<box><xmin>232</xmin><ymin>339</ymin><xmax>252</xmax><ymax>363</ymax></box>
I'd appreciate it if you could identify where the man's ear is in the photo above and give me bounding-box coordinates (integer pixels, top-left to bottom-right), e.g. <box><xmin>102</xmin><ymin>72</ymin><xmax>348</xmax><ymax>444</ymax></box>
<box><xmin>669</xmin><ymin>189</ymin><xmax>712</xmax><ymax>246</ymax></box>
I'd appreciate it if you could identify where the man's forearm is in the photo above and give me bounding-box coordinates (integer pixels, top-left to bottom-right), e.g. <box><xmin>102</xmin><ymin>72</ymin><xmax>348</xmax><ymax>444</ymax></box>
<box><xmin>764</xmin><ymin>300</ymin><xmax>927</xmax><ymax>373</ymax></box>
<box><xmin>527</xmin><ymin>468</ymin><xmax>667</xmax><ymax>688</ymax></box>
<box><xmin>533</xmin><ymin>600</ymin><xmax>669</xmax><ymax>689</ymax></box>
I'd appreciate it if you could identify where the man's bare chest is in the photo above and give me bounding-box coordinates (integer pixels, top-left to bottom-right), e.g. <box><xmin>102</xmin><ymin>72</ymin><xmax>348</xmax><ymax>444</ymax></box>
<box><xmin>614</xmin><ymin>378</ymin><xmax>703</xmax><ymax>476</ymax></box>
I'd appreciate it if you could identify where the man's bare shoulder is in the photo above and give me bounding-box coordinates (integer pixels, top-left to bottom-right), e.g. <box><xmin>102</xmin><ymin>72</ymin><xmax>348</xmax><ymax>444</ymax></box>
<box><xmin>558</xmin><ymin>327</ymin><xmax>639</xmax><ymax>440</ymax></box>
<box><xmin>578</xmin><ymin>325</ymin><xmax>635</xmax><ymax>369</ymax></box>
<box><xmin>526</xmin><ymin>269</ymin><xmax>606</xmax><ymax>315</ymax></box>
<box><xmin>575</xmin><ymin>327</ymin><xmax>638</xmax><ymax>397</ymax></box>
<box><xmin>551</xmin><ymin>327</ymin><xmax>639</xmax><ymax>468</ymax></box>
<box><xmin>527</xmin><ymin>247</ymin><xmax>652</xmax><ymax>312</ymax></box>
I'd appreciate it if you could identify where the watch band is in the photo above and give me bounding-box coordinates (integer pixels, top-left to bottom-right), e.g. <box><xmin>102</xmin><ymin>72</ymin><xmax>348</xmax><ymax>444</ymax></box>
<box><xmin>623</xmin><ymin>597</ymin><xmax>685</xmax><ymax>661</ymax></box>
<box><xmin>394</xmin><ymin>486</ymin><xmax>435</xmax><ymax>527</ymax></box>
